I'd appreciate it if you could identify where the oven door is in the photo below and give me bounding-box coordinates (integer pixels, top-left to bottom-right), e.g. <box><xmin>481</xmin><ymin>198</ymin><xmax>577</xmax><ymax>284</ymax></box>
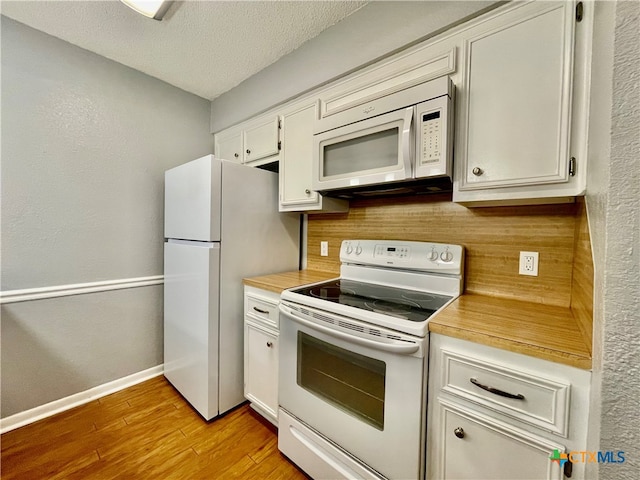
<box><xmin>279</xmin><ymin>301</ymin><xmax>427</xmax><ymax>480</ymax></box>
<box><xmin>311</xmin><ymin>107</ymin><xmax>414</xmax><ymax>192</ymax></box>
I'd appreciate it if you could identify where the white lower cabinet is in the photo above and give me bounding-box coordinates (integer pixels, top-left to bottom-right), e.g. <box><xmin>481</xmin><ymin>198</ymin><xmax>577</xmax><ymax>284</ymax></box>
<box><xmin>437</xmin><ymin>400</ymin><xmax>565</xmax><ymax>480</ymax></box>
<box><xmin>427</xmin><ymin>334</ymin><xmax>591</xmax><ymax>480</ymax></box>
<box><xmin>243</xmin><ymin>286</ymin><xmax>280</xmax><ymax>425</ymax></box>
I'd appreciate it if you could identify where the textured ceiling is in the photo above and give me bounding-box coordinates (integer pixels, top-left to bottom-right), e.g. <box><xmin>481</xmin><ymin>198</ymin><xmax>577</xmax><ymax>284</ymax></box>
<box><xmin>1</xmin><ymin>0</ymin><xmax>367</xmax><ymax>100</ymax></box>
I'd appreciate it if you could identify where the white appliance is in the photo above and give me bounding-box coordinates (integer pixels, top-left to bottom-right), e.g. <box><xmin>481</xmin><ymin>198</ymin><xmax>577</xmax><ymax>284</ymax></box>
<box><xmin>278</xmin><ymin>239</ymin><xmax>464</xmax><ymax>480</ymax></box>
<box><xmin>163</xmin><ymin>154</ymin><xmax>299</xmax><ymax>420</ymax></box>
<box><xmin>312</xmin><ymin>77</ymin><xmax>454</xmax><ymax>198</ymax></box>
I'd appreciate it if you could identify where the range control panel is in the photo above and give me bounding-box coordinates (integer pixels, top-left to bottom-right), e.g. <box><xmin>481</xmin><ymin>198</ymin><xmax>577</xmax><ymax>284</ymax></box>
<box><xmin>340</xmin><ymin>239</ymin><xmax>464</xmax><ymax>274</ymax></box>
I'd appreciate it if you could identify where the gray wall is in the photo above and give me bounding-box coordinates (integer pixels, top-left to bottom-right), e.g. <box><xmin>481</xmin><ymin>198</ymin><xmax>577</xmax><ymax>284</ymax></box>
<box><xmin>210</xmin><ymin>0</ymin><xmax>498</xmax><ymax>132</ymax></box>
<box><xmin>587</xmin><ymin>1</ymin><xmax>640</xmax><ymax>479</ymax></box>
<box><xmin>1</xmin><ymin>17</ymin><xmax>214</xmax><ymax>418</ymax></box>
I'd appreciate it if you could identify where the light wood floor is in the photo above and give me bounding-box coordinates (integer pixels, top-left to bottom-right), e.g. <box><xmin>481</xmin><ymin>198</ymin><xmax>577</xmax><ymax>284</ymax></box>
<box><xmin>1</xmin><ymin>376</ymin><xmax>309</xmax><ymax>479</ymax></box>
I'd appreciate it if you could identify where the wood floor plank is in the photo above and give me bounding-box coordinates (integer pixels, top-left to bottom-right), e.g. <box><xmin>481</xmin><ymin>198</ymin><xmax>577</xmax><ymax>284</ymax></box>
<box><xmin>1</xmin><ymin>377</ymin><xmax>308</xmax><ymax>479</ymax></box>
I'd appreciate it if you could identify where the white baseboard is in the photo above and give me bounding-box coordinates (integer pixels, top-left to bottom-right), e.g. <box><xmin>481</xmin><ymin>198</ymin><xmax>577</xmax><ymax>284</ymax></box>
<box><xmin>0</xmin><ymin>365</ymin><xmax>164</xmax><ymax>434</ymax></box>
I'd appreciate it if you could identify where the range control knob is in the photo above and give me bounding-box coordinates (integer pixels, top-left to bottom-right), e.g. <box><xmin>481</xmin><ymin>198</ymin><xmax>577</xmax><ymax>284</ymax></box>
<box><xmin>428</xmin><ymin>249</ymin><xmax>439</xmax><ymax>261</ymax></box>
<box><xmin>355</xmin><ymin>245</ymin><xmax>362</xmax><ymax>255</ymax></box>
<box><xmin>346</xmin><ymin>244</ymin><xmax>353</xmax><ymax>254</ymax></box>
<box><xmin>440</xmin><ymin>249</ymin><xmax>454</xmax><ymax>262</ymax></box>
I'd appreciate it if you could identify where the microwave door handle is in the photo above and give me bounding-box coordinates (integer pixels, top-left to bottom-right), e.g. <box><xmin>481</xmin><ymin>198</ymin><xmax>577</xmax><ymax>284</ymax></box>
<box><xmin>401</xmin><ymin>106</ymin><xmax>414</xmax><ymax>176</ymax></box>
<box><xmin>279</xmin><ymin>303</ymin><xmax>420</xmax><ymax>355</ymax></box>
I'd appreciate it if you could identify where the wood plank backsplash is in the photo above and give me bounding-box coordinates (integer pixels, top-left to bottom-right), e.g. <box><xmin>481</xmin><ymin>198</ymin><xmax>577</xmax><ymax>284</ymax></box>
<box><xmin>306</xmin><ymin>194</ymin><xmax>579</xmax><ymax>308</ymax></box>
<box><xmin>570</xmin><ymin>198</ymin><xmax>594</xmax><ymax>353</ymax></box>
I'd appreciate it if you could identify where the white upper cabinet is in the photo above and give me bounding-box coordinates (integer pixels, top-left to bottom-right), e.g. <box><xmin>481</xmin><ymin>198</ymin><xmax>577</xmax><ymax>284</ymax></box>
<box><xmin>214</xmin><ymin>0</ymin><xmax>593</xmax><ymax>208</ymax></box>
<box><xmin>319</xmin><ymin>46</ymin><xmax>457</xmax><ymax>120</ymax></box>
<box><xmin>214</xmin><ymin>115</ymin><xmax>280</xmax><ymax>166</ymax></box>
<box><xmin>243</xmin><ymin>117</ymin><xmax>280</xmax><ymax>164</ymax></box>
<box><xmin>279</xmin><ymin>101</ymin><xmax>348</xmax><ymax>213</ymax></box>
<box><xmin>454</xmin><ymin>0</ymin><xmax>590</xmax><ymax>205</ymax></box>
<box><xmin>215</xmin><ymin>129</ymin><xmax>242</xmax><ymax>163</ymax></box>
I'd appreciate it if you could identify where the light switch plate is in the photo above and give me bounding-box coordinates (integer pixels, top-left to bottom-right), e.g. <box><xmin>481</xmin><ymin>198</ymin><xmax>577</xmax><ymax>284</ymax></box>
<box><xmin>320</xmin><ymin>241</ymin><xmax>328</xmax><ymax>257</ymax></box>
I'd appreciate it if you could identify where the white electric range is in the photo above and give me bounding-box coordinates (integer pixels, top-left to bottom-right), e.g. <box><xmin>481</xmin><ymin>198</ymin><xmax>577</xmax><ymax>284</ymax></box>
<box><xmin>278</xmin><ymin>239</ymin><xmax>464</xmax><ymax>480</ymax></box>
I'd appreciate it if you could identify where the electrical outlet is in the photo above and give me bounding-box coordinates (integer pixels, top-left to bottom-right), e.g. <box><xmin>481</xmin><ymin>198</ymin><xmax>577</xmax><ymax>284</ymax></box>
<box><xmin>320</xmin><ymin>241</ymin><xmax>328</xmax><ymax>257</ymax></box>
<box><xmin>519</xmin><ymin>251</ymin><xmax>539</xmax><ymax>276</ymax></box>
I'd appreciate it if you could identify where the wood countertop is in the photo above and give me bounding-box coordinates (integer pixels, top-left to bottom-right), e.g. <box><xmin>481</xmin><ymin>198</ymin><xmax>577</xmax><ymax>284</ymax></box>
<box><xmin>429</xmin><ymin>294</ymin><xmax>592</xmax><ymax>370</ymax></box>
<box><xmin>243</xmin><ymin>271</ymin><xmax>592</xmax><ymax>370</ymax></box>
<box><xmin>243</xmin><ymin>269</ymin><xmax>337</xmax><ymax>294</ymax></box>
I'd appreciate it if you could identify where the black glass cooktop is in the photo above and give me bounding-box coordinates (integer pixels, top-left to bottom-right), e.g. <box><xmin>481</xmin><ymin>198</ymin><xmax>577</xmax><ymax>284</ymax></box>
<box><xmin>292</xmin><ymin>279</ymin><xmax>452</xmax><ymax>322</ymax></box>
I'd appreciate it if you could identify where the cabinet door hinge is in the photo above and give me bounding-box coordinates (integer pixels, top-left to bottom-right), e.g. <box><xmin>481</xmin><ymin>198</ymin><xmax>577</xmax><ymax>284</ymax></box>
<box><xmin>278</xmin><ymin>141</ymin><xmax>282</xmax><ymax>151</ymax></box>
<box><xmin>576</xmin><ymin>2</ymin><xmax>584</xmax><ymax>22</ymax></box>
<box><xmin>278</xmin><ymin>119</ymin><xmax>282</xmax><ymax>129</ymax></box>
<box><xmin>569</xmin><ymin>157</ymin><xmax>576</xmax><ymax>176</ymax></box>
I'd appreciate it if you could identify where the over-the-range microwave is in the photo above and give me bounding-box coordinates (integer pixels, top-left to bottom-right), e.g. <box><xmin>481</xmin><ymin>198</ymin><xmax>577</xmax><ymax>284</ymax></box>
<box><xmin>312</xmin><ymin>76</ymin><xmax>454</xmax><ymax>198</ymax></box>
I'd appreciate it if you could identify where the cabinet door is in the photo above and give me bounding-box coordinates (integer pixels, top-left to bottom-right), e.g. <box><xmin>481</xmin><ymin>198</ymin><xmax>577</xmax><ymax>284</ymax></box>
<box><xmin>243</xmin><ymin>117</ymin><xmax>280</xmax><ymax>163</ymax></box>
<box><xmin>280</xmin><ymin>102</ymin><xmax>321</xmax><ymax>207</ymax></box>
<box><xmin>279</xmin><ymin>102</ymin><xmax>348</xmax><ymax>213</ymax></box>
<box><xmin>436</xmin><ymin>401</ymin><xmax>565</xmax><ymax>480</ymax></box>
<box><xmin>244</xmin><ymin>322</ymin><xmax>279</xmax><ymax>421</ymax></box>
<box><xmin>216</xmin><ymin>131</ymin><xmax>243</xmax><ymax>163</ymax></box>
<box><xmin>457</xmin><ymin>1</ymin><xmax>575</xmax><ymax>191</ymax></box>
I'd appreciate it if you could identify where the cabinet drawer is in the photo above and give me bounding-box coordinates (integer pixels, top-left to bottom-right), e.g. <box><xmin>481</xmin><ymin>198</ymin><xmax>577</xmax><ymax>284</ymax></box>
<box><xmin>246</xmin><ymin>294</ymin><xmax>279</xmax><ymax>329</ymax></box>
<box><xmin>439</xmin><ymin>349</ymin><xmax>570</xmax><ymax>436</ymax></box>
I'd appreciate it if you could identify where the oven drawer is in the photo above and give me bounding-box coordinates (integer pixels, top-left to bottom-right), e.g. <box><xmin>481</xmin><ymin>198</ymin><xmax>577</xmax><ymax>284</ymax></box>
<box><xmin>436</xmin><ymin>346</ymin><xmax>570</xmax><ymax>436</ymax></box>
<box><xmin>245</xmin><ymin>292</ymin><xmax>279</xmax><ymax>329</ymax></box>
<box><xmin>278</xmin><ymin>408</ymin><xmax>385</xmax><ymax>480</ymax></box>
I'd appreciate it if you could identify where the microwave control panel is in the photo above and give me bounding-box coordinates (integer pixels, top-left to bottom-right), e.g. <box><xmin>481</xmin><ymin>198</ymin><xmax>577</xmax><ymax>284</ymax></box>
<box><xmin>420</xmin><ymin>111</ymin><xmax>442</xmax><ymax>164</ymax></box>
<box><xmin>415</xmin><ymin>87</ymin><xmax>453</xmax><ymax>179</ymax></box>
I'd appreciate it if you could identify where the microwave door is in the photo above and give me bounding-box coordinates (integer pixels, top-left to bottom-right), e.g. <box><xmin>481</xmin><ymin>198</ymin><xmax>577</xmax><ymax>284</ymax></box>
<box><xmin>312</xmin><ymin>107</ymin><xmax>414</xmax><ymax>192</ymax></box>
<box><xmin>414</xmin><ymin>94</ymin><xmax>453</xmax><ymax>179</ymax></box>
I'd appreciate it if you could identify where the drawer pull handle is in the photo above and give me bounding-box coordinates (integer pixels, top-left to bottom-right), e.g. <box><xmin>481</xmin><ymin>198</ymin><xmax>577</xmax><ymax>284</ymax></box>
<box><xmin>564</xmin><ymin>455</ymin><xmax>573</xmax><ymax>478</ymax></box>
<box><xmin>454</xmin><ymin>427</ymin><xmax>465</xmax><ymax>439</ymax></box>
<box><xmin>253</xmin><ymin>306</ymin><xmax>270</xmax><ymax>315</ymax></box>
<box><xmin>470</xmin><ymin>378</ymin><xmax>525</xmax><ymax>400</ymax></box>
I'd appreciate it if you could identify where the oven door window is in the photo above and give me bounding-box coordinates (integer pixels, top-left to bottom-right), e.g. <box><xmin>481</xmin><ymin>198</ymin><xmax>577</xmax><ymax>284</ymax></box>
<box><xmin>297</xmin><ymin>332</ymin><xmax>386</xmax><ymax>430</ymax></box>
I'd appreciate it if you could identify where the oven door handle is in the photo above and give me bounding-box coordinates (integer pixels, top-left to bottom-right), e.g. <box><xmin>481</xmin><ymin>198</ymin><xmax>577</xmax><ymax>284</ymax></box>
<box><xmin>280</xmin><ymin>304</ymin><xmax>420</xmax><ymax>355</ymax></box>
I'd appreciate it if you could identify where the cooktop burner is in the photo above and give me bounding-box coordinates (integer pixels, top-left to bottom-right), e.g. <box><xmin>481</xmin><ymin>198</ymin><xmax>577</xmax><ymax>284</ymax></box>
<box><xmin>309</xmin><ymin>285</ymin><xmax>355</xmax><ymax>300</ymax></box>
<box><xmin>293</xmin><ymin>279</ymin><xmax>452</xmax><ymax>323</ymax></box>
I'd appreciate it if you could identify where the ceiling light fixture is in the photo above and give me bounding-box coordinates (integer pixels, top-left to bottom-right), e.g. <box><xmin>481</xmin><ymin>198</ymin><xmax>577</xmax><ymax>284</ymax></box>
<box><xmin>120</xmin><ymin>0</ymin><xmax>173</xmax><ymax>21</ymax></box>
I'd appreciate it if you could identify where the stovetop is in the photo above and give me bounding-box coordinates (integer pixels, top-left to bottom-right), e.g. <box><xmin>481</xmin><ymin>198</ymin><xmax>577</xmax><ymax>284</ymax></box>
<box><xmin>282</xmin><ymin>240</ymin><xmax>464</xmax><ymax>337</ymax></box>
<box><xmin>291</xmin><ymin>278</ymin><xmax>453</xmax><ymax>323</ymax></box>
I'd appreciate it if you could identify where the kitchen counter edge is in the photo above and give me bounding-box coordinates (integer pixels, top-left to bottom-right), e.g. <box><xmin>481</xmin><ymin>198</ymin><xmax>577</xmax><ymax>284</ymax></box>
<box><xmin>429</xmin><ymin>293</ymin><xmax>592</xmax><ymax>370</ymax></box>
<box><xmin>243</xmin><ymin>271</ymin><xmax>592</xmax><ymax>370</ymax></box>
<box><xmin>243</xmin><ymin>269</ymin><xmax>338</xmax><ymax>294</ymax></box>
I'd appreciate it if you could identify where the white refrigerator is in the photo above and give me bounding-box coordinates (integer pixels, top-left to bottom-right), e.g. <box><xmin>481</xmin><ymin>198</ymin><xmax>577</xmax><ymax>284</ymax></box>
<box><xmin>163</xmin><ymin>155</ymin><xmax>300</xmax><ymax>420</ymax></box>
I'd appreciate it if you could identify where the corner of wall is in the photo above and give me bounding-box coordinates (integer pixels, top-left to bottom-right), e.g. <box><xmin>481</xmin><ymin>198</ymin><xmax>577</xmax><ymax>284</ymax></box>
<box><xmin>569</xmin><ymin>197</ymin><xmax>594</xmax><ymax>355</ymax></box>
